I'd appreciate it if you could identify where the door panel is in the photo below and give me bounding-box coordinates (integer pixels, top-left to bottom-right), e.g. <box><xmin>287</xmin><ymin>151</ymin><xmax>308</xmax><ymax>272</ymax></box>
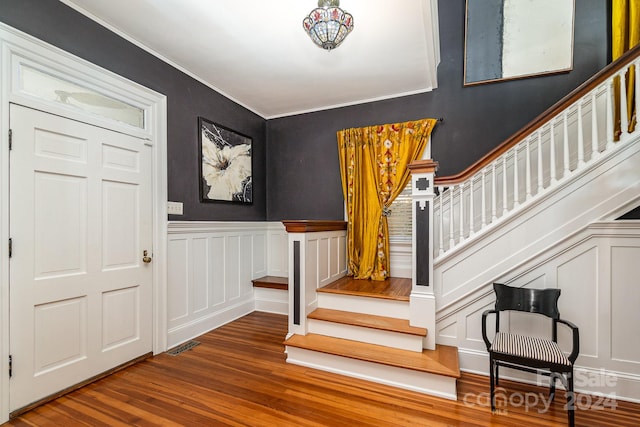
<box><xmin>9</xmin><ymin>104</ymin><xmax>152</xmax><ymax>412</ymax></box>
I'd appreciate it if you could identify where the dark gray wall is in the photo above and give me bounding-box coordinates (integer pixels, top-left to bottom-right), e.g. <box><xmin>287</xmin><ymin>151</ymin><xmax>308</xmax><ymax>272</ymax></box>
<box><xmin>0</xmin><ymin>0</ymin><xmax>267</xmax><ymax>221</ymax></box>
<box><xmin>0</xmin><ymin>0</ymin><xmax>611</xmax><ymax>223</ymax></box>
<box><xmin>266</xmin><ymin>0</ymin><xmax>609</xmax><ymax>220</ymax></box>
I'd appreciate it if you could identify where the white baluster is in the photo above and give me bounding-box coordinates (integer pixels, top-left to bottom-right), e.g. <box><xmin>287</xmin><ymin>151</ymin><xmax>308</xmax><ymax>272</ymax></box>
<box><xmin>591</xmin><ymin>90</ymin><xmax>599</xmax><ymax>157</ymax></box>
<box><xmin>459</xmin><ymin>184</ymin><xmax>464</xmax><ymax>241</ymax></box>
<box><xmin>513</xmin><ymin>146</ymin><xmax>520</xmax><ymax>208</ymax></box>
<box><xmin>502</xmin><ymin>156</ymin><xmax>508</xmax><ymax>216</ymax></box>
<box><xmin>438</xmin><ymin>186</ymin><xmax>444</xmax><ymax>255</ymax></box>
<box><xmin>449</xmin><ymin>186</ymin><xmax>455</xmax><ymax>250</ymax></box>
<box><xmin>619</xmin><ymin>70</ymin><xmax>629</xmax><ymax>138</ymax></box>
<box><xmin>491</xmin><ymin>163</ymin><xmax>497</xmax><ymax>222</ymax></box>
<box><xmin>525</xmin><ymin>137</ymin><xmax>532</xmax><ymax>200</ymax></box>
<box><xmin>537</xmin><ymin>131</ymin><xmax>543</xmax><ymax>193</ymax></box>
<box><xmin>606</xmin><ymin>79</ymin><xmax>614</xmax><ymax>150</ymax></box>
<box><xmin>550</xmin><ymin>121</ymin><xmax>557</xmax><ymax>184</ymax></box>
<box><xmin>563</xmin><ymin>111</ymin><xmax>570</xmax><ymax>176</ymax></box>
<box><xmin>577</xmin><ymin>100</ymin><xmax>585</xmax><ymax>167</ymax></box>
<box><xmin>469</xmin><ymin>176</ymin><xmax>475</xmax><ymax>236</ymax></box>
<box><xmin>481</xmin><ymin>169</ymin><xmax>487</xmax><ymax>227</ymax></box>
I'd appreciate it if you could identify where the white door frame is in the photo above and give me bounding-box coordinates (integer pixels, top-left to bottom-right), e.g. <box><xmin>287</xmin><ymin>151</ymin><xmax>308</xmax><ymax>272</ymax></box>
<box><xmin>0</xmin><ymin>23</ymin><xmax>168</xmax><ymax>423</ymax></box>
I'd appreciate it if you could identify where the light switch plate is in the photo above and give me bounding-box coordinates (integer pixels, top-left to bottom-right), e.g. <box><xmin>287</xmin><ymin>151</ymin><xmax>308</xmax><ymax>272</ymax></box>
<box><xmin>167</xmin><ymin>201</ymin><xmax>183</xmax><ymax>215</ymax></box>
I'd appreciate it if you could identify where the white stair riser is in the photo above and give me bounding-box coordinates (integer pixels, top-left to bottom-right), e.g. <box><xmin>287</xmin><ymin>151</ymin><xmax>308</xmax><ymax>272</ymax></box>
<box><xmin>307</xmin><ymin>319</ymin><xmax>424</xmax><ymax>352</ymax></box>
<box><xmin>317</xmin><ymin>293</ymin><xmax>409</xmax><ymax>319</ymax></box>
<box><xmin>285</xmin><ymin>346</ymin><xmax>457</xmax><ymax>400</ymax></box>
<box><xmin>254</xmin><ymin>288</ymin><xmax>288</xmax><ymax>315</ymax></box>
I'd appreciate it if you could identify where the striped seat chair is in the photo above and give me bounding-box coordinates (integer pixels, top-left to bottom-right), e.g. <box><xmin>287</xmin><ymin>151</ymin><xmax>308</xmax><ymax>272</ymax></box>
<box><xmin>482</xmin><ymin>283</ymin><xmax>579</xmax><ymax>427</ymax></box>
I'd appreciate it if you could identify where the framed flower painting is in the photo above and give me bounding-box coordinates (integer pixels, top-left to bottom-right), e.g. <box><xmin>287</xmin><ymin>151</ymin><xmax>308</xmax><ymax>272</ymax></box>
<box><xmin>198</xmin><ymin>117</ymin><xmax>253</xmax><ymax>204</ymax></box>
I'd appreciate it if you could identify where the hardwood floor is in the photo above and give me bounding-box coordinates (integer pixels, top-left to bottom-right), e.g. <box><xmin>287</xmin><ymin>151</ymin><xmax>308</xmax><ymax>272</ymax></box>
<box><xmin>317</xmin><ymin>276</ymin><xmax>411</xmax><ymax>301</ymax></box>
<box><xmin>5</xmin><ymin>312</ymin><xmax>640</xmax><ymax>426</ymax></box>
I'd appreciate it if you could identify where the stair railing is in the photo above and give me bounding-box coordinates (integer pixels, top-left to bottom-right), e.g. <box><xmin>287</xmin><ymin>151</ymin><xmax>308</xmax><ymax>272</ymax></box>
<box><xmin>433</xmin><ymin>45</ymin><xmax>640</xmax><ymax>259</ymax></box>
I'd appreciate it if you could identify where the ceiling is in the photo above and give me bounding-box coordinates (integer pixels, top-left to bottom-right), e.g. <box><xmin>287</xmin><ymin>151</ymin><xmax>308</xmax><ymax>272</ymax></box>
<box><xmin>60</xmin><ymin>0</ymin><xmax>441</xmax><ymax>119</ymax></box>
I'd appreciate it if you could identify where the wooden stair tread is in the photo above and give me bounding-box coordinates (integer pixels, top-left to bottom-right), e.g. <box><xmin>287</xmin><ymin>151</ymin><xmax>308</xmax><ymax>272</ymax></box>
<box><xmin>317</xmin><ymin>276</ymin><xmax>411</xmax><ymax>301</ymax></box>
<box><xmin>252</xmin><ymin>276</ymin><xmax>288</xmax><ymax>290</ymax></box>
<box><xmin>284</xmin><ymin>334</ymin><xmax>460</xmax><ymax>378</ymax></box>
<box><xmin>308</xmin><ymin>308</ymin><xmax>426</xmax><ymax>336</ymax></box>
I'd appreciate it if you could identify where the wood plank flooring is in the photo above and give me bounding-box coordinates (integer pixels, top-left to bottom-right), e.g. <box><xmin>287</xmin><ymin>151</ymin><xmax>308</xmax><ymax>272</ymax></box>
<box><xmin>285</xmin><ymin>333</ymin><xmax>459</xmax><ymax>377</ymax></box>
<box><xmin>308</xmin><ymin>308</ymin><xmax>427</xmax><ymax>336</ymax></box>
<box><xmin>5</xmin><ymin>312</ymin><xmax>640</xmax><ymax>426</ymax></box>
<box><xmin>317</xmin><ymin>276</ymin><xmax>411</xmax><ymax>301</ymax></box>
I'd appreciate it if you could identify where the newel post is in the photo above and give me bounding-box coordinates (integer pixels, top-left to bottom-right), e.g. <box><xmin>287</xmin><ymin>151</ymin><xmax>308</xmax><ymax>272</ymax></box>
<box><xmin>408</xmin><ymin>159</ymin><xmax>438</xmax><ymax>350</ymax></box>
<box><xmin>281</xmin><ymin>220</ymin><xmax>348</xmax><ymax>339</ymax></box>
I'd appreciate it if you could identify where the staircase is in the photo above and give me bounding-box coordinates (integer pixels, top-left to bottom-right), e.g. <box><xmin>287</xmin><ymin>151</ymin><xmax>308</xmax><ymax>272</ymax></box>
<box><xmin>281</xmin><ymin>45</ymin><xmax>640</xmax><ymax>402</ymax></box>
<box><xmin>284</xmin><ymin>277</ymin><xmax>460</xmax><ymax>400</ymax></box>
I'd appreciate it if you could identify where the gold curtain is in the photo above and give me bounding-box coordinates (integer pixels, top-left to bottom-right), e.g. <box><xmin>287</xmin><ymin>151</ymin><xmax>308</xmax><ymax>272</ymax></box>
<box><xmin>337</xmin><ymin>118</ymin><xmax>437</xmax><ymax>281</ymax></box>
<box><xmin>613</xmin><ymin>0</ymin><xmax>639</xmax><ymax>140</ymax></box>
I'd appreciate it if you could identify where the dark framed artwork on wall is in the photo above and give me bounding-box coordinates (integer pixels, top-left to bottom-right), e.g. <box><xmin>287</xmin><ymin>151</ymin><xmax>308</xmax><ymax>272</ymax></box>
<box><xmin>198</xmin><ymin>117</ymin><xmax>253</xmax><ymax>204</ymax></box>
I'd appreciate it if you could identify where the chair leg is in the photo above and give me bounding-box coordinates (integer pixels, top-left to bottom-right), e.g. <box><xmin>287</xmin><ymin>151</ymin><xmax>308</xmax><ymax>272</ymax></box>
<box><xmin>549</xmin><ymin>372</ymin><xmax>557</xmax><ymax>402</ymax></box>
<box><xmin>495</xmin><ymin>362</ymin><xmax>500</xmax><ymax>386</ymax></box>
<box><xmin>489</xmin><ymin>356</ymin><xmax>496</xmax><ymax>412</ymax></box>
<box><xmin>567</xmin><ymin>370</ymin><xmax>575</xmax><ymax>427</ymax></box>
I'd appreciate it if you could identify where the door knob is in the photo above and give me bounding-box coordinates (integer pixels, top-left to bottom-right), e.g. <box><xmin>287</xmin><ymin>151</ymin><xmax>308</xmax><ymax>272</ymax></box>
<box><xmin>143</xmin><ymin>250</ymin><xmax>152</xmax><ymax>263</ymax></box>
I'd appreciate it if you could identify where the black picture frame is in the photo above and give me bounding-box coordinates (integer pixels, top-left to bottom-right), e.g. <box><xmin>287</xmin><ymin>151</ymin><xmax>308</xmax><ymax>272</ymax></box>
<box><xmin>198</xmin><ymin>117</ymin><xmax>253</xmax><ymax>204</ymax></box>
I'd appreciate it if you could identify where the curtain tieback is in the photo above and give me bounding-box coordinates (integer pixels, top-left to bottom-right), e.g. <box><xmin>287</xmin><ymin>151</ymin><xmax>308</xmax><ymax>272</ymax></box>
<box><xmin>382</xmin><ymin>207</ymin><xmax>392</xmax><ymax>217</ymax></box>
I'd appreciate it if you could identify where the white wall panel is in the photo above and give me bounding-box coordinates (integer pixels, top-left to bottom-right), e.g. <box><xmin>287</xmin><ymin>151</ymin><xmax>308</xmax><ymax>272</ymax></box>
<box><xmin>436</xmin><ymin>222</ymin><xmax>640</xmax><ymax>401</ymax></box>
<box><xmin>557</xmin><ymin>247</ymin><xmax>598</xmax><ymax>358</ymax></box>
<box><xmin>253</xmin><ymin>233</ymin><xmax>267</xmax><ymax>278</ymax></box>
<box><xmin>191</xmin><ymin>237</ymin><xmax>208</xmax><ymax>314</ymax></box>
<box><xmin>167</xmin><ymin>238</ymin><xmax>188</xmax><ymax>323</ymax></box>
<box><xmin>611</xmin><ymin>246</ymin><xmax>640</xmax><ymax>364</ymax></box>
<box><xmin>268</xmin><ymin>229</ymin><xmax>288</xmax><ymax>276</ymax></box>
<box><xmin>210</xmin><ymin>236</ymin><xmax>226</xmax><ymax>307</ymax></box>
<box><xmin>166</xmin><ymin>222</ymin><xmax>287</xmax><ymax>348</ymax></box>
<box><xmin>226</xmin><ymin>235</ymin><xmax>240</xmax><ymax>301</ymax></box>
<box><xmin>240</xmin><ymin>234</ymin><xmax>253</xmax><ymax>297</ymax></box>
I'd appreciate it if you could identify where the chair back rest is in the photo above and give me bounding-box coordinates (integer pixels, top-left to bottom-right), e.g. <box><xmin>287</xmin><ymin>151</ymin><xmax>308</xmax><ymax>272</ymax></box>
<box><xmin>493</xmin><ymin>283</ymin><xmax>561</xmax><ymax>319</ymax></box>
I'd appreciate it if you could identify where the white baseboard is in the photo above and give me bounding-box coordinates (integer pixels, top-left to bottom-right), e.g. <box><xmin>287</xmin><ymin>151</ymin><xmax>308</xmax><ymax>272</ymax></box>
<box><xmin>167</xmin><ymin>299</ymin><xmax>254</xmax><ymax>349</ymax></box>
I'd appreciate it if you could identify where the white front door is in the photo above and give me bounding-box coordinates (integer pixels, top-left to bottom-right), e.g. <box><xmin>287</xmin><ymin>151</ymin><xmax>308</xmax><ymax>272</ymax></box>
<box><xmin>8</xmin><ymin>104</ymin><xmax>153</xmax><ymax>412</ymax></box>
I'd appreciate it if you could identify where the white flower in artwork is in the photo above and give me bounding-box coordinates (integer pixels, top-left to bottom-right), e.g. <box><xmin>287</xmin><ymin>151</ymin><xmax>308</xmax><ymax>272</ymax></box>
<box><xmin>202</xmin><ymin>132</ymin><xmax>251</xmax><ymax>202</ymax></box>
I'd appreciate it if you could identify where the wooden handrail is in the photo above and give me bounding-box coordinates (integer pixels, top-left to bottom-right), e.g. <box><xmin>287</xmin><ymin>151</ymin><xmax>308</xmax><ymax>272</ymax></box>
<box><xmin>434</xmin><ymin>43</ymin><xmax>640</xmax><ymax>186</ymax></box>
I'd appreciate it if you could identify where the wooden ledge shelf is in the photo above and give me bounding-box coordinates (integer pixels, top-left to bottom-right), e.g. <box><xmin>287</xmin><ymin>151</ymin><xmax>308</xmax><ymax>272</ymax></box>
<box><xmin>252</xmin><ymin>276</ymin><xmax>288</xmax><ymax>291</ymax></box>
<box><xmin>308</xmin><ymin>308</ymin><xmax>427</xmax><ymax>336</ymax></box>
<box><xmin>281</xmin><ymin>220</ymin><xmax>347</xmax><ymax>233</ymax></box>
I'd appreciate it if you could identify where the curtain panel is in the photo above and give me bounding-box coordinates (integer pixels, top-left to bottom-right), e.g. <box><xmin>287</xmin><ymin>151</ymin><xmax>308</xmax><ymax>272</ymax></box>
<box><xmin>337</xmin><ymin>118</ymin><xmax>437</xmax><ymax>281</ymax></box>
<box><xmin>613</xmin><ymin>0</ymin><xmax>639</xmax><ymax>139</ymax></box>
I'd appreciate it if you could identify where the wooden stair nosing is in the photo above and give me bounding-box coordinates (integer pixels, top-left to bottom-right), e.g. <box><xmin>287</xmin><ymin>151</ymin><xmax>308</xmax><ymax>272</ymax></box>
<box><xmin>316</xmin><ymin>286</ymin><xmax>409</xmax><ymax>302</ymax></box>
<box><xmin>307</xmin><ymin>308</ymin><xmax>426</xmax><ymax>337</ymax></box>
<box><xmin>252</xmin><ymin>275</ymin><xmax>288</xmax><ymax>291</ymax></box>
<box><xmin>284</xmin><ymin>333</ymin><xmax>460</xmax><ymax>379</ymax></box>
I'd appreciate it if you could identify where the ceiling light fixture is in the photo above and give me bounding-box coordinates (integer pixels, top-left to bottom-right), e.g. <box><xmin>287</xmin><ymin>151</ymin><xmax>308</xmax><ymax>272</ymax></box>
<box><xmin>303</xmin><ymin>0</ymin><xmax>354</xmax><ymax>51</ymax></box>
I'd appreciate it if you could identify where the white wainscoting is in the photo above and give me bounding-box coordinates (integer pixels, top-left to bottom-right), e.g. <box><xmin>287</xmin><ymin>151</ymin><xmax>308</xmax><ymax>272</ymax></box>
<box><xmin>435</xmin><ymin>222</ymin><xmax>640</xmax><ymax>402</ymax></box>
<box><xmin>167</xmin><ymin>221</ymin><xmax>287</xmax><ymax>348</ymax></box>
<box><xmin>389</xmin><ymin>240</ymin><xmax>412</xmax><ymax>279</ymax></box>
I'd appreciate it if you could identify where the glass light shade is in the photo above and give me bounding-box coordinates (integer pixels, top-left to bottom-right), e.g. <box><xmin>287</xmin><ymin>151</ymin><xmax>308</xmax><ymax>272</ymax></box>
<box><xmin>302</xmin><ymin>0</ymin><xmax>354</xmax><ymax>51</ymax></box>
